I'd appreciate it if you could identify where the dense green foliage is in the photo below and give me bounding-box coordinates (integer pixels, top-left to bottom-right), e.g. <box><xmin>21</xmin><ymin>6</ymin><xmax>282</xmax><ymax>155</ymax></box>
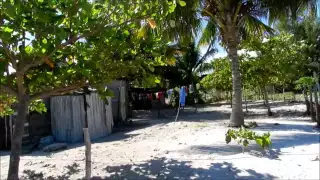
<box><xmin>201</xmin><ymin>58</ymin><xmax>232</xmax><ymax>92</ymax></box>
<box><xmin>0</xmin><ymin>0</ymin><xmax>181</xmax><ymax>114</ymax></box>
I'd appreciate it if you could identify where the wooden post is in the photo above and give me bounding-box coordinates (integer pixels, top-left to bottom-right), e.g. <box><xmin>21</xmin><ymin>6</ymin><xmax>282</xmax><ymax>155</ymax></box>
<box><xmin>83</xmin><ymin>86</ymin><xmax>91</xmax><ymax>180</ymax></box>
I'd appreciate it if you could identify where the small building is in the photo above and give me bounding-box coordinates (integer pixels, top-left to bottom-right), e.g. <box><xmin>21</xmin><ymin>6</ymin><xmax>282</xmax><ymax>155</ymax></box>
<box><xmin>0</xmin><ymin>80</ymin><xmax>130</xmax><ymax>149</ymax></box>
<box><xmin>50</xmin><ymin>93</ymin><xmax>113</xmax><ymax>143</ymax></box>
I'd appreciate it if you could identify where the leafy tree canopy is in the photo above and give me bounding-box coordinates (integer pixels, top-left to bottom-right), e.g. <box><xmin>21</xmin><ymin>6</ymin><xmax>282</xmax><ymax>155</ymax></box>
<box><xmin>0</xmin><ymin>0</ymin><xmax>180</xmax><ymax>115</ymax></box>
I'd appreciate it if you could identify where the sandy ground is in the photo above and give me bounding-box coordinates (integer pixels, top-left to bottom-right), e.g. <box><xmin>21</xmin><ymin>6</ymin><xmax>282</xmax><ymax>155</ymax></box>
<box><xmin>0</xmin><ymin>101</ymin><xmax>319</xmax><ymax>180</ymax></box>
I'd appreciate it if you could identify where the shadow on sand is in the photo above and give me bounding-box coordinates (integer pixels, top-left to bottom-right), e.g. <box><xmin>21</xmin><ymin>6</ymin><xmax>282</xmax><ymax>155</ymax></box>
<box><xmin>21</xmin><ymin>158</ymin><xmax>276</xmax><ymax>180</ymax></box>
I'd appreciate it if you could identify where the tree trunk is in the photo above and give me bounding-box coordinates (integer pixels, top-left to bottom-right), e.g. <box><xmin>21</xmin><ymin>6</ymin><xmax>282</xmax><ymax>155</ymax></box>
<box><xmin>283</xmin><ymin>86</ymin><xmax>285</xmax><ymax>102</ymax></box>
<box><xmin>230</xmin><ymin>90</ymin><xmax>232</xmax><ymax>108</ymax></box>
<box><xmin>313</xmin><ymin>71</ymin><xmax>320</xmax><ymax>126</ymax></box>
<box><xmin>263</xmin><ymin>86</ymin><xmax>272</xmax><ymax>116</ymax></box>
<box><xmin>244</xmin><ymin>87</ymin><xmax>248</xmax><ymax>113</ymax></box>
<box><xmin>7</xmin><ymin>95</ymin><xmax>29</xmax><ymax>180</ymax></box>
<box><xmin>313</xmin><ymin>84</ymin><xmax>319</xmax><ymax>123</ymax></box>
<box><xmin>192</xmin><ymin>83</ymin><xmax>198</xmax><ymax>113</ymax></box>
<box><xmin>272</xmin><ymin>85</ymin><xmax>275</xmax><ymax>101</ymax></box>
<box><xmin>309</xmin><ymin>86</ymin><xmax>316</xmax><ymax>122</ymax></box>
<box><xmin>228</xmin><ymin>42</ymin><xmax>244</xmax><ymax>126</ymax></box>
<box><xmin>303</xmin><ymin>87</ymin><xmax>310</xmax><ymax>116</ymax></box>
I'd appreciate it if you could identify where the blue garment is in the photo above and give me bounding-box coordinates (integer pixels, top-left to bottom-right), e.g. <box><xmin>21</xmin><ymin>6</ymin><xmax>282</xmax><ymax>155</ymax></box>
<box><xmin>180</xmin><ymin>87</ymin><xmax>186</xmax><ymax>106</ymax></box>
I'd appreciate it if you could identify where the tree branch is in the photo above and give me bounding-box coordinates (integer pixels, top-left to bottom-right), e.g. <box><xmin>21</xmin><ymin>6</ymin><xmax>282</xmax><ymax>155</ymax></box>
<box><xmin>30</xmin><ymin>83</ymin><xmax>86</xmax><ymax>101</ymax></box>
<box><xmin>0</xmin><ymin>85</ymin><xmax>18</xmax><ymax>97</ymax></box>
<box><xmin>0</xmin><ymin>42</ymin><xmax>18</xmax><ymax>69</ymax></box>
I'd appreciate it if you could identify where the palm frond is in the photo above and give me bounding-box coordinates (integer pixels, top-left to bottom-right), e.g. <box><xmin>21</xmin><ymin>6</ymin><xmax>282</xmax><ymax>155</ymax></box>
<box><xmin>195</xmin><ymin>44</ymin><xmax>216</xmax><ymax>69</ymax></box>
<box><xmin>162</xmin><ymin>0</ymin><xmax>201</xmax><ymax>43</ymax></box>
<box><xmin>196</xmin><ymin>61</ymin><xmax>214</xmax><ymax>74</ymax></box>
<box><xmin>198</xmin><ymin>21</ymin><xmax>217</xmax><ymax>46</ymax></box>
<box><xmin>242</xmin><ymin>16</ymin><xmax>274</xmax><ymax>40</ymax></box>
<box><xmin>265</xmin><ymin>0</ymin><xmax>318</xmax><ymax>24</ymax></box>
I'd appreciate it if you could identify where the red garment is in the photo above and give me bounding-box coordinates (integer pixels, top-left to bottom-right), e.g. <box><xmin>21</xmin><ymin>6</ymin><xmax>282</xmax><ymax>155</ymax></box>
<box><xmin>156</xmin><ymin>92</ymin><xmax>162</xmax><ymax>99</ymax></box>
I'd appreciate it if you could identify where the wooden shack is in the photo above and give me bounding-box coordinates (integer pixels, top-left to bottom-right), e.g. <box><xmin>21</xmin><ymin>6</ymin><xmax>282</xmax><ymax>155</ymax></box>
<box><xmin>107</xmin><ymin>80</ymin><xmax>130</xmax><ymax>125</ymax></box>
<box><xmin>50</xmin><ymin>93</ymin><xmax>113</xmax><ymax>143</ymax></box>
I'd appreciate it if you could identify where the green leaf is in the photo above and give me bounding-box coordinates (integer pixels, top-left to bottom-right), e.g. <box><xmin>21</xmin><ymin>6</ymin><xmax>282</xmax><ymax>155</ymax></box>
<box><xmin>178</xmin><ymin>0</ymin><xmax>186</xmax><ymax>6</ymax></box>
<box><xmin>29</xmin><ymin>100</ymin><xmax>47</xmax><ymax>113</ymax></box>
<box><xmin>155</xmin><ymin>78</ymin><xmax>160</xmax><ymax>83</ymax></box>
<box><xmin>3</xmin><ymin>27</ymin><xmax>13</xmax><ymax>33</ymax></box>
<box><xmin>4</xmin><ymin>1</ymin><xmax>16</xmax><ymax>18</ymax></box>
<box><xmin>123</xmin><ymin>30</ymin><xmax>130</xmax><ymax>36</ymax></box>
<box><xmin>42</xmin><ymin>38</ymin><xmax>47</xmax><ymax>44</ymax></box>
<box><xmin>25</xmin><ymin>46</ymin><xmax>33</xmax><ymax>54</ymax></box>
<box><xmin>255</xmin><ymin>138</ymin><xmax>263</xmax><ymax>147</ymax></box>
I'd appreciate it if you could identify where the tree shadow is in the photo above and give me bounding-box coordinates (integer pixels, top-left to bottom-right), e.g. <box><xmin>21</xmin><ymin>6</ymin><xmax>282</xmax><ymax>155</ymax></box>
<box><xmin>254</xmin><ymin>122</ymin><xmax>319</xmax><ymax>133</ymax></box>
<box><xmin>100</xmin><ymin>158</ymin><xmax>276</xmax><ymax>180</ymax></box>
<box><xmin>20</xmin><ymin>158</ymin><xmax>276</xmax><ymax>179</ymax></box>
<box><xmin>245</xmin><ymin>101</ymin><xmax>297</xmax><ymax>110</ymax></box>
<box><xmin>246</xmin><ymin>122</ymin><xmax>319</xmax><ymax>150</ymax></box>
<box><xmin>133</xmin><ymin>107</ymin><xmax>231</xmax><ymax>122</ymax></box>
<box><xmin>180</xmin><ymin>144</ymin><xmax>281</xmax><ymax>161</ymax></box>
<box><xmin>271</xmin><ymin>132</ymin><xmax>320</xmax><ymax>150</ymax></box>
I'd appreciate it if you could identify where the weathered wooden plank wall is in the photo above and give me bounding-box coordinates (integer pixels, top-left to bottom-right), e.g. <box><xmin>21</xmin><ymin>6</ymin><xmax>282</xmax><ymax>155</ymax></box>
<box><xmin>86</xmin><ymin>93</ymin><xmax>108</xmax><ymax>139</ymax></box>
<box><xmin>105</xmin><ymin>97</ymin><xmax>113</xmax><ymax>133</ymax></box>
<box><xmin>51</xmin><ymin>93</ymin><xmax>113</xmax><ymax>143</ymax></box>
<box><xmin>51</xmin><ymin>95</ymin><xmax>84</xmax><ymax>143</ymax></box>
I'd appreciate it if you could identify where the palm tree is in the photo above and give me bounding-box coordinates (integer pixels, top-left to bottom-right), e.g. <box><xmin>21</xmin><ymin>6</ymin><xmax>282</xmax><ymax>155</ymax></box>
<box><xmin>198</xmin><ymin>0</ymin><xmax>318</xmax><ymax>127</ymax></box>
<box><xmin>158</xmin><ymin>42</ymin><xmax>215</xmax><ymax>89</ymax></box>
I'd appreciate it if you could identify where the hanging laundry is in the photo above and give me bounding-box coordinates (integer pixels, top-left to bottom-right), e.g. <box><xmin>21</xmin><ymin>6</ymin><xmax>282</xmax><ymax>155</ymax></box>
<box><xmin>180</xmin><ymin>86</ymin><xmax>186</xmax><ymax>107</ymax></box>
<box><xmin>147</xmin><ymin>93</ymin><xmax>153</xmax><ymax>101</ymax></box>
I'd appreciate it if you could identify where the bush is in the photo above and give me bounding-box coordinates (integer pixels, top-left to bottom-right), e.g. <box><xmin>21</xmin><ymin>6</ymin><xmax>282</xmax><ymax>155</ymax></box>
<box><xmin>225</xmin><ymin>127</ymin><xmax>271</xmax><ymax>151</ymax></box>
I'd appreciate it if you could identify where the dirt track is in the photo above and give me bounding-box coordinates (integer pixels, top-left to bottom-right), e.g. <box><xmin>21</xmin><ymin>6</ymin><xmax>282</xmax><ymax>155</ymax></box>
<box><xmin>1</xmin><ymin>101</ymin><xmax>319</xmax><ymax>179</ymax></box>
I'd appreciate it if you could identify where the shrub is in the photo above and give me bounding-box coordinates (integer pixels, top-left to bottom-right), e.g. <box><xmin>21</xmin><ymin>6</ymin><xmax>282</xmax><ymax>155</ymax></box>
<box><xmin>225</xmin><ymin>127</ymin><xmax>271</xmax><ymax>151</ymax></box>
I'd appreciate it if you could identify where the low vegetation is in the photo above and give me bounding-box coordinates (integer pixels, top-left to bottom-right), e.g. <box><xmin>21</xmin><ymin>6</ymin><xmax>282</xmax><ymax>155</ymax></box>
<box><xmin>225</xmin><ymin>127</ymin><xmax>272</xmax><ymax>152</ymax></box>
